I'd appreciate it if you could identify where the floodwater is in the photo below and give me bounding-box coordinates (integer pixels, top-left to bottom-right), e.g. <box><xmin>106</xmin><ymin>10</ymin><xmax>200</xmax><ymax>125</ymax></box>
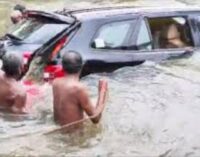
<box><xmin>1</xmin><ymin>0</ymin><xmax>200</xmax><ymax>156</ymax></box>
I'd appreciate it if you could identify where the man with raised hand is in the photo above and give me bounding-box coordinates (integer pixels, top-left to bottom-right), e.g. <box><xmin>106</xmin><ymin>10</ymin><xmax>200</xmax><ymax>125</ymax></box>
<box><xmin>52</xmin><ymin>51</ymin><xmax>108</xmax><ymax>128</ymax></box>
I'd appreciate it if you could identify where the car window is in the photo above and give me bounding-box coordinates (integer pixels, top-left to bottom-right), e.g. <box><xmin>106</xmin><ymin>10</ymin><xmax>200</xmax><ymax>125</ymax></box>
<box><xmin>148</xmin><ymin>16</ymin><xmax>193</xmax><ymax>49</ymax></box>
<box><xmin>92</xmin><ymin>21</ymin><xmax>133</xmax><ymax>49</ymax></box>
<box><xmin>136</xmin><ymin>20</ymin><xmax>152</xmax><ymax>50</ymax></box>
<box><xmin>9</xmin><ymin>18</ymin><xmax>69</xmax><ymax>44</ymax></box>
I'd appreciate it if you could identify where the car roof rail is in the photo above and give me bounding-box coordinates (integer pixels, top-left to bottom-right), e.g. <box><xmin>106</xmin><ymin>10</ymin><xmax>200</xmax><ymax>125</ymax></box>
<box><xmin>57</xmin><ymin>6</ymin><xmax>142</xmax><ymax>15</ymax></box>
<box><xmin>55</xmin><ymin>8</ymin><xmax>78</xmax><ymax>20</ymax></box>
<box><xmin>57</xmin><ymin>6</ymin><xmax>200</xmax><ymax>16</ymax></box>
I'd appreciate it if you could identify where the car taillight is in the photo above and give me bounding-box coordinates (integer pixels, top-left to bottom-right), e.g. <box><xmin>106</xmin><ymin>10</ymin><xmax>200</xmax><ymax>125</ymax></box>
<box><xmin>23</xmin><ymin>52</ymin><xmax>32</xmax><ymax>65</ymax></box>
<box><xmin>44</xmin><ymin>65</ymin><xmax>64</xmax><ymax>81</ymax></box>
<box><xmin>50</xmin><ymin>36</ymin><xmax>68</xmax><ymax>60</ymax></box>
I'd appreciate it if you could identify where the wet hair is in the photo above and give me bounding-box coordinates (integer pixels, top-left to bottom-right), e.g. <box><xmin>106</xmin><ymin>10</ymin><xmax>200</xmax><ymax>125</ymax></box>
<box><xmin>14</xmin><ymin>4</ymin><xmax>26</xmax><ymax>13</ymax></box>
<box><xmin>62</xmin><ymin>51</ymin><xmax>83</xmax><ymax>74</ymax></box>
<box><xmin>2</xmin><ymin>53</ymin><xmax>23</xmax><ymax>78</ymax></box>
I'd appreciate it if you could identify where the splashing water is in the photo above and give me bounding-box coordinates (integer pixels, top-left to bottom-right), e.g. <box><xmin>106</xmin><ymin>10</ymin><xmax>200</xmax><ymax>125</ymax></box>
<box><xmin>1</xmin><ymin>51</ymin><xmax>200</xmax><ymax>156</ymax></box>
<box><xmin>0</xmin><ymin>0</ymin><xmax>200</xmax><ymax>156</ymax></box>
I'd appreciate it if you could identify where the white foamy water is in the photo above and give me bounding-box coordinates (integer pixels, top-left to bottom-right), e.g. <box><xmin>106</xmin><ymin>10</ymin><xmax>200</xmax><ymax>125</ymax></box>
<box><xmin>0</xmin><ymin>0</ymin><xmax>200</xmax><ymax>157</ymax></box>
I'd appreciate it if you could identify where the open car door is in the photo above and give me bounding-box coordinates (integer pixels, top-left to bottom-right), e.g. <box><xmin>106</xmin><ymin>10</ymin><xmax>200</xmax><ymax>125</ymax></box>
<box><xmin>24</xmin><ymin>10</ymin><xmax>80</xmax><ymax>81</ymax></box>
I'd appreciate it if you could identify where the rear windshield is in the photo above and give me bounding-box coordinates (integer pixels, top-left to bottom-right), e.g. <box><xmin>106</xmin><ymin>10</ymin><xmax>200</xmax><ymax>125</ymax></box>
<box><xmin>8</xmin><ymin>18</ymin><xmax>69</xmax><ymax>44</ymax></box>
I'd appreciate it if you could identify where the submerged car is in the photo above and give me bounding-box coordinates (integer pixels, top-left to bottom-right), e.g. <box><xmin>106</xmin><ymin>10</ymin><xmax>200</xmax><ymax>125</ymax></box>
<box><xmin>0</xmin><ymin>6</ymin><xmax>199</xmax><ymax>80</ymax></box>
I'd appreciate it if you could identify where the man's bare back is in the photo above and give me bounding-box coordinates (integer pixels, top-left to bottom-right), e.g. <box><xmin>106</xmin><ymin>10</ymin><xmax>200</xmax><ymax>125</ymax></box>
<box><xmin>53</xmin><ymin>77</ymin><xmax>85</xmax><ymax>125</ymax></box>
<box><xmin>52</xmin><ymin>51</ymin><xmax>108</xmax><ymax>127</ymax></box>
<box><xmin>0</xmin><ymin>54</ymin><xmax>27</xmax><ymax>113</ymax></box>
<box><xmin>53</xmin><ymin>76</ymin><xmax>107</xmax><ymax>126</ymax></box>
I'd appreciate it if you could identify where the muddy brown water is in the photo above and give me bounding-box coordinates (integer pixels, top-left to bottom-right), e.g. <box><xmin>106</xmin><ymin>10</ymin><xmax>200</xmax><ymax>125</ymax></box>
<box><xmin>0</xmin><ymin>0</ymin><xmax>200</xmax><ymax>156</ymax></box>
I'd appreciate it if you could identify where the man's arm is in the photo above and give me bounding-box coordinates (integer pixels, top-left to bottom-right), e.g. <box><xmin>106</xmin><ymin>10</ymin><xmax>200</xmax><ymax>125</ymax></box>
<box><xmin>78</xmin><ymin>80</ymin><xmax>108</xmax><ymax>124</ymax></box>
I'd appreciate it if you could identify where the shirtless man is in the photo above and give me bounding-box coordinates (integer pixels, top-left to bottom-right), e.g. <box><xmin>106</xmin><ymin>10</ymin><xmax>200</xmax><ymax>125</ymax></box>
<box><xmin>10</xmin><ymin>10</ymin><xmax>23</xmax><ymax>24</ymax></box>
<box><xmin>0</xmin><ymin>54</ymin><xmax>27</xmax><ymax>113</ymax></box>
<box><xmin>13</xmin><ymin>4</ymin><xmax>26</xmax><ymax>14</ymax></box>
<box><xmin>52</xmin><ymin>51</ymin><xmax>108</xmax><ymax>127</ymax></box>
<box><xmin>10</xmin><ymin>5</ymin><xmax>26</xmax><ymax>24</ymax></box>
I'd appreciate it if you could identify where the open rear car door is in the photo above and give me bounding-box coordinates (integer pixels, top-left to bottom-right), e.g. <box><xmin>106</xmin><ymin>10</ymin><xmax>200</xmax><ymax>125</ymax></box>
<box><xmin>25</xmin><ymin>10</ymin><xmax>81</xmax><ymax>81</ymax></box>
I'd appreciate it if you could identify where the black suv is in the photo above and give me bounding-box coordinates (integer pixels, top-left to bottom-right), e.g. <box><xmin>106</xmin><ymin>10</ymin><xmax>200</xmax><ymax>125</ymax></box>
<box><xmin>0</xmin><ymin>6</ymin><xmax>199</xmax><ymax>79</ymax></box>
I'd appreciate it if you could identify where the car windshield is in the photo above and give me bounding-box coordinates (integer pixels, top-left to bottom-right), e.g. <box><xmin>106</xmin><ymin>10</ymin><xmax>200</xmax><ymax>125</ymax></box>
<box><xmin>8</xmin><ymin>18</ymin><xmax>69</xmax><ymax>44</ymax></box>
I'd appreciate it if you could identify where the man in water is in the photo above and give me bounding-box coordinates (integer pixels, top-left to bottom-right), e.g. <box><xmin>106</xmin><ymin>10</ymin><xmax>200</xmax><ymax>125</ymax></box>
<box><xmin>10</xmin><ymin>4</ymin><xmax>26</xmax><ymax>24</ymax></box>
<box><xmin>0</xmin><ymin>54</ymin><xmax>27</xmax><ymax>113</ymax></box>
<box><xmin>14</xmin><ymin>4</ymin><xmax>26</xmax><ymax>14</ymax></box>
<box><xmin>10</xmin><ymin>10</ymin><xmax>23</xmax><ymax>24</ymax></box>
<box><xmin>52</xmin><ymin>51</ymin><xmax>108</xmax><ymax>127</ymax></box>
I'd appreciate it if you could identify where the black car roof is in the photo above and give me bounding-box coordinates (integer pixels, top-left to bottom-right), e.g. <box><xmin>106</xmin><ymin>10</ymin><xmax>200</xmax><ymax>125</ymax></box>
<box><xmin>68</xmin><ymin>6</ymin><xmax>200</xmax><ymax>20</ymax></box>
<box><xmin>31</xmin><ymin>6</ymin><xmax>200</xmax><ymax>23</ymax></box>
<box><xmin>27</xmin><ymin>10</ymin><xmax>76</xmax><ymax>24</ymax></box>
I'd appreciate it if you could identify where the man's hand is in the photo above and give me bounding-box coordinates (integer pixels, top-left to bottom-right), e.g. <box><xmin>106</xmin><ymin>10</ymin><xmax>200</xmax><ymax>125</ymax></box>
<box><xmin>98</xmin><ymin>79</ymin><xmax>108</xmax><ymax>104</ymax></box>
<box><xmin>98</xmin><ymin>79</ymin><xmax>108</xmax><ymax>93</ymax></box>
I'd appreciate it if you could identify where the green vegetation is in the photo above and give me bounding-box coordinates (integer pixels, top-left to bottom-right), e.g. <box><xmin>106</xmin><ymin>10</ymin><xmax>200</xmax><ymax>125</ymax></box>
<box><xmin>0</xmin><ymin>3</ymin><xmax>11</xmax><ymax>35</ymax></box>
